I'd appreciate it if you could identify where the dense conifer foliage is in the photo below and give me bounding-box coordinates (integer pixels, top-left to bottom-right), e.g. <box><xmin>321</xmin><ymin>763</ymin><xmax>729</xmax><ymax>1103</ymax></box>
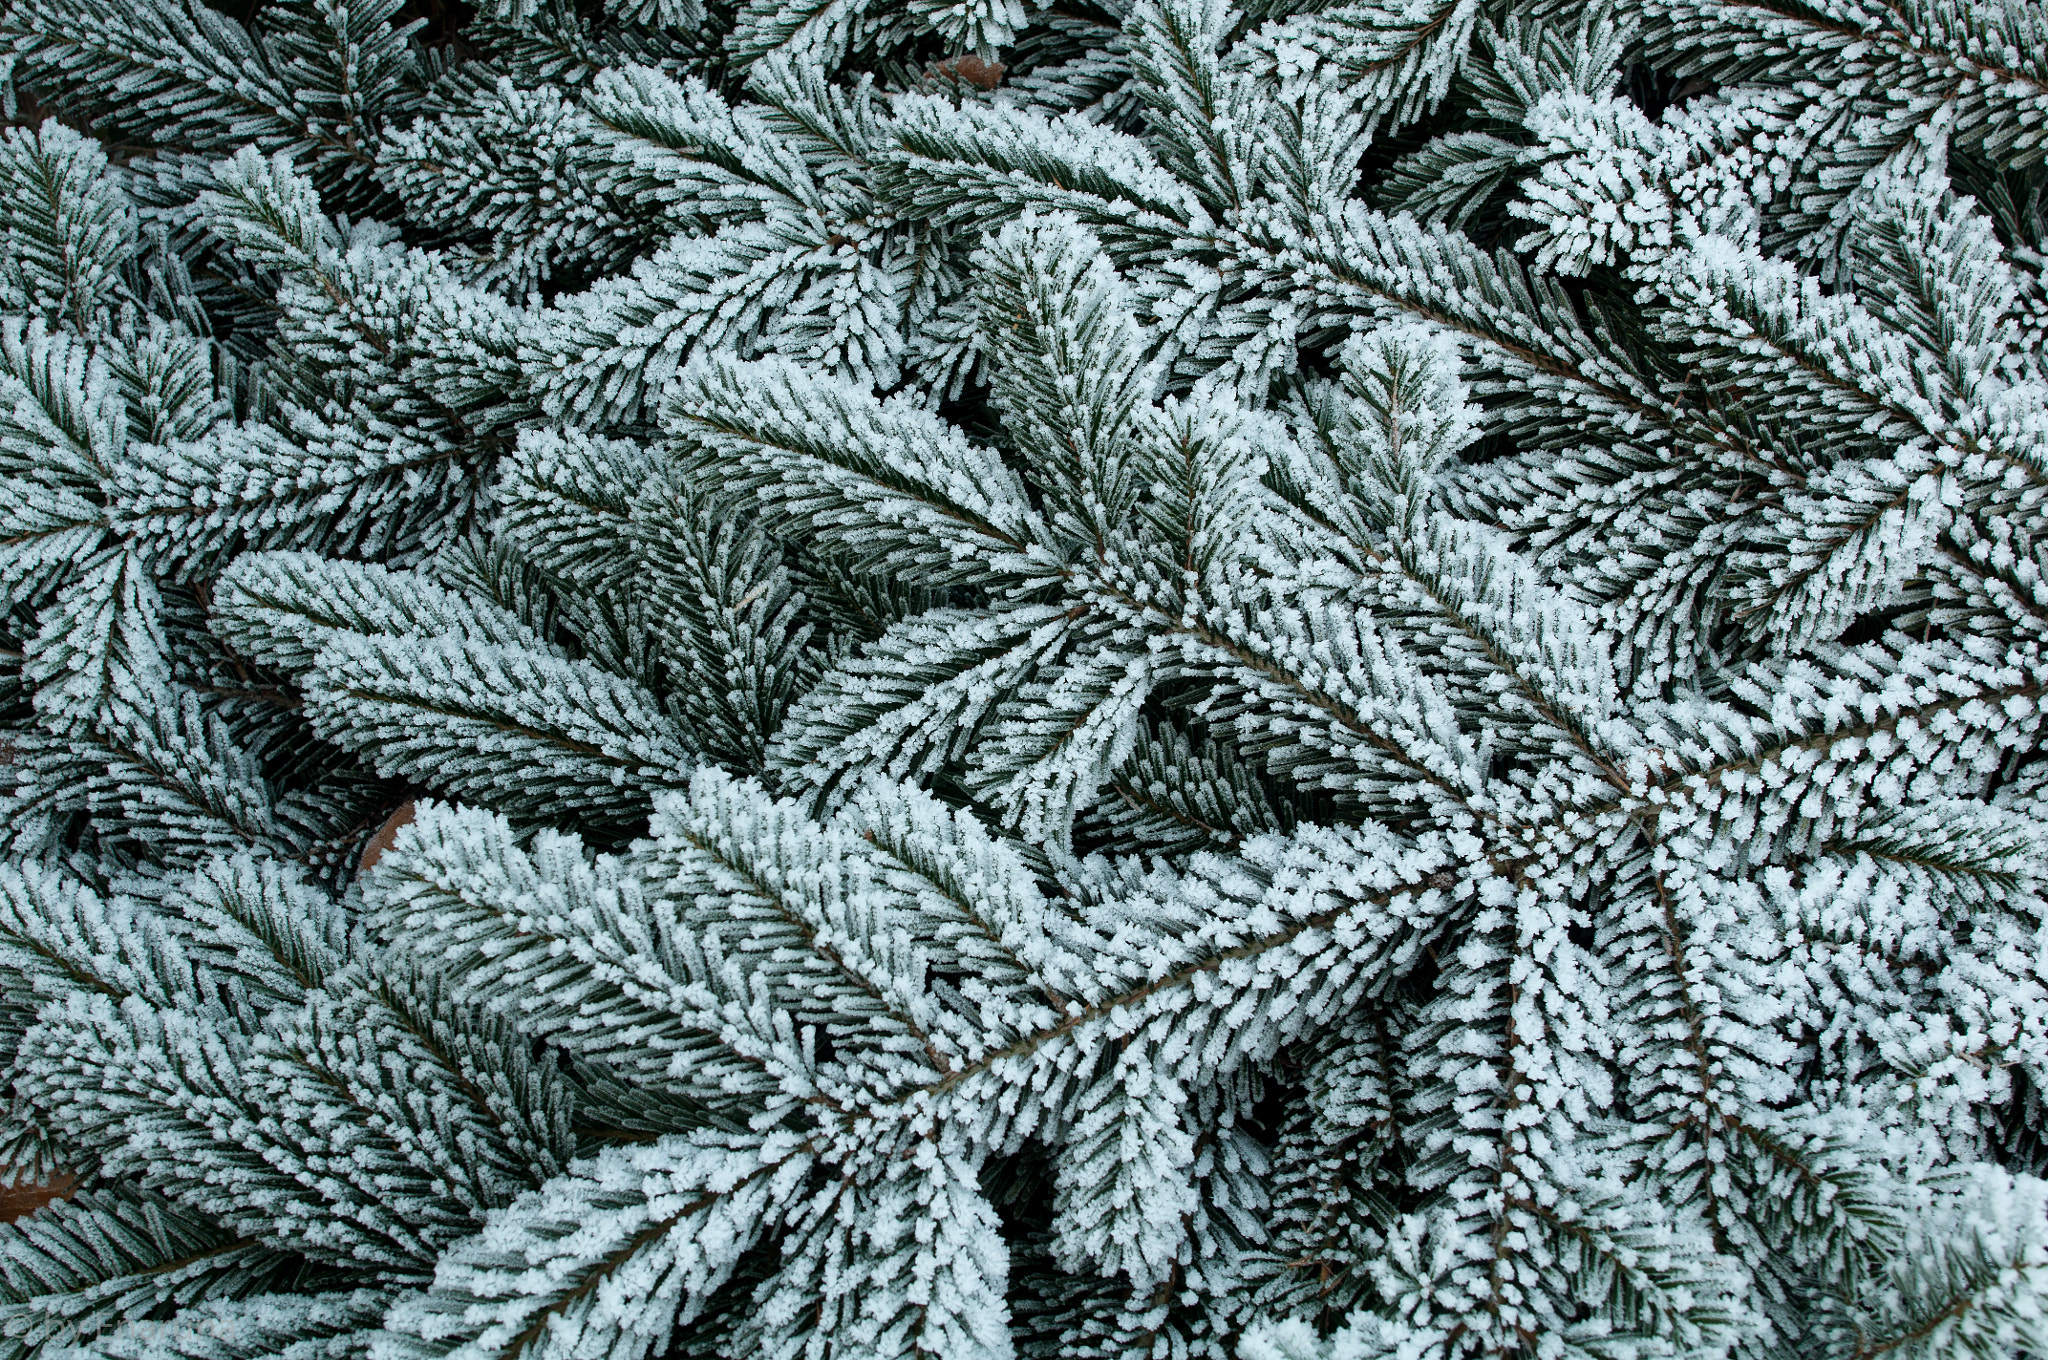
<box><xmin>2</xmin><ymin>0</ymin><xmax>2048</xmax><ymax>1353</ymax></box>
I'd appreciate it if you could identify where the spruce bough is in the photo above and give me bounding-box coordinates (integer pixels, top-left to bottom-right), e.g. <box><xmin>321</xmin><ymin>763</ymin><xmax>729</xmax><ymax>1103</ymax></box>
<box><xmin>2</xmin><ymin>0</ymin><xmax>2048</xmax><ymax>1355</ymax></box>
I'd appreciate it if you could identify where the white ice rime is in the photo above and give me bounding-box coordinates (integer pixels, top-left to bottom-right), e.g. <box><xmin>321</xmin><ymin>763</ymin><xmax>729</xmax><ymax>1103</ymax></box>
<box><xmin>3</xmin><ymin>0</ymin><xmax>2048</xmax><ymax>1355</ymax></box>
